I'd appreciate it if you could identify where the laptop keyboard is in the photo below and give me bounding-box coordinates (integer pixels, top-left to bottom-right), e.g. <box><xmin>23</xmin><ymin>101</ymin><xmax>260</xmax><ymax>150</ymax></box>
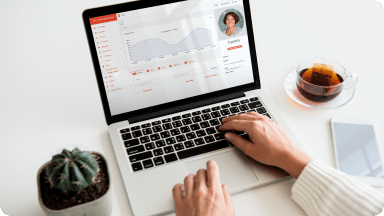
<box><xmin>119</xmin><ymin>97</ymin><xmax>272</xmax><ymax>172</ymax></box>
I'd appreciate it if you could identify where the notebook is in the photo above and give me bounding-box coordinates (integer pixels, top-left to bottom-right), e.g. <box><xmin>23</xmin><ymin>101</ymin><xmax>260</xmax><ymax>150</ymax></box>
<box><xmin>83</xmin><ymin>0</ymin><xmax>307</xmax><ymax>215</ymax></box>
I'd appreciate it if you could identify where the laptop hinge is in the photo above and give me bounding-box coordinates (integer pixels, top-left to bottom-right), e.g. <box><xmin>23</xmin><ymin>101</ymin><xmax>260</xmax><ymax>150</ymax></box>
<box><xmin>127</xmin><ymin>92</ymin><xmax>246</xmax><ymax>124</ymax></box>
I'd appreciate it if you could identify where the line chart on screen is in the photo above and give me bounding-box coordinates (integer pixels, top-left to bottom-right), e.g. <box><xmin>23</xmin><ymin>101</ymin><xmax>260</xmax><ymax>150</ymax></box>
<box><xmin>122</xmin><ymin>15</ymin><xmax>218</xmax><ymax>67</ymax></box>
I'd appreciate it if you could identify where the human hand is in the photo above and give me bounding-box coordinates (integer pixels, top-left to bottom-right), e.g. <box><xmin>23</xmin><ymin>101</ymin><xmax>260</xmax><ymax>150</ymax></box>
<box><xmin>172</xmin><ymin>160</ymin><xmax>235</xmax><ymax>216</ymax></box>
<box><xmin>220</xmin><ymin>112</ymin><xmax>313</xmax><ymax>179</ymax></box>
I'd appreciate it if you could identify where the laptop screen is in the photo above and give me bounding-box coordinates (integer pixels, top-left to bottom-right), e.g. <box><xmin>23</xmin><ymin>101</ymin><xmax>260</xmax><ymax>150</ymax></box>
<box><xmin>86</xmin><ymin>0</ymin><xmax>257</xmax><ymax>117</ymax></box>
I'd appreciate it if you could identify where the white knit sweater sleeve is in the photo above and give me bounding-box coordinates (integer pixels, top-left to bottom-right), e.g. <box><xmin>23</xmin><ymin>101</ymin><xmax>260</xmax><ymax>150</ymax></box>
<box><xmin>291</xmin><ymin>160</ymin><xmax>384</xmax><ymax>216</ymax></box>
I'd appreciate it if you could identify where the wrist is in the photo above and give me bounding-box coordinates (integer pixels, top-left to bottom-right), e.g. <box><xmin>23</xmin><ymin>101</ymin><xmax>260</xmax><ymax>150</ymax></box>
<box><xmin>280</xmin><ymin>150</ymin><xmax>313</xmax><ymax>179</ymax></box>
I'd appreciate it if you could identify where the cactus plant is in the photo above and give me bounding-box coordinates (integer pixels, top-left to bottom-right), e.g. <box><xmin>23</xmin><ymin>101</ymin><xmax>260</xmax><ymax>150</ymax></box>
<box><xmin>46</xmin><ymin>148</ymin><xmax>99</xmax><ymax>193</ymax></box>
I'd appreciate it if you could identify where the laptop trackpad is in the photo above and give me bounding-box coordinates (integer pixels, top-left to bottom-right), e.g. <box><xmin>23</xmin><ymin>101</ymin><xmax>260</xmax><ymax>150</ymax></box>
<box><xmin>185</xmin><ymin>149</ymin><xmax>258</xmax><ymax>190</ymax></box>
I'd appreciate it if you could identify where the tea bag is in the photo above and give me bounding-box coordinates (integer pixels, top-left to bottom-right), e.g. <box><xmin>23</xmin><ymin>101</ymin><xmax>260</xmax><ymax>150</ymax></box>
<box><xmin>301</xmin><ymin>68</ymin><xmax>313</xmax><ymax>83</ymax></box>
<box><xmin>311</xmin><ymin>63</ymin><xmax>339</xmax><ymax>86</ymax></box>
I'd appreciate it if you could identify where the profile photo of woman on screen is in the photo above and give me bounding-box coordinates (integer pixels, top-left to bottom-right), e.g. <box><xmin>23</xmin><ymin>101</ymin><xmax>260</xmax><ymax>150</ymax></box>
<box><xmin>222</xmin><ymin>12</ymin><xmax>242</xmax><ymax>37</ymax></box>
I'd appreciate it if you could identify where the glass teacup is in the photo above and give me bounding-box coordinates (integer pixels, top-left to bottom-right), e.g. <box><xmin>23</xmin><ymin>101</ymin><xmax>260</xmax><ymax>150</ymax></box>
<box><xmin>296</xmin><ymin>58</ymin><xmax>358</xmax><ymax>102</ymax></box>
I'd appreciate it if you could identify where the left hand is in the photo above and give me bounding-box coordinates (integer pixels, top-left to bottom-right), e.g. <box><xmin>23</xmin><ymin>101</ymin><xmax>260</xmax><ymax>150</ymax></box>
<box><xmin>172</xmin><ymin>160</ymin><xmax>235</xmax><ymax>216</ymax></box>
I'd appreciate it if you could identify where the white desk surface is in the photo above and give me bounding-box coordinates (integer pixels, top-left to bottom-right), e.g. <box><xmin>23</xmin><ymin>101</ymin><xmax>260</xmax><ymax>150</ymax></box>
<box><xmin>1</xmin><ymin>0</ymin><xmax>384</xmax><ymax>215</ymax></box>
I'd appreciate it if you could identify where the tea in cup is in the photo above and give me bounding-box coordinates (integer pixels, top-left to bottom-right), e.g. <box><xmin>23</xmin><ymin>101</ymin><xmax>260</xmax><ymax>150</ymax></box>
<box><xmin>296</xmin><ymin>58</ymin><xmax>358</xmax><ymax>102</ymax></box>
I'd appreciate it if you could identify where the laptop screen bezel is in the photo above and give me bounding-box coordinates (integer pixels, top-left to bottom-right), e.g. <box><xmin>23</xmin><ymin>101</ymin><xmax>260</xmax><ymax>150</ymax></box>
<box><xmin>82</xmin><ymin>0</ymin><xmax>261</xmax><ymax>125</ymax></box>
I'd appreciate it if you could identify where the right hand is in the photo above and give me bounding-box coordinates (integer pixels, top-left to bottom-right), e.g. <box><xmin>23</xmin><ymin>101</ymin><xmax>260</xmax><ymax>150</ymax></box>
<box><xmin>219</xmin><ymin>112</ymin><xmax>313</xmax><ymax>178</ymax></box>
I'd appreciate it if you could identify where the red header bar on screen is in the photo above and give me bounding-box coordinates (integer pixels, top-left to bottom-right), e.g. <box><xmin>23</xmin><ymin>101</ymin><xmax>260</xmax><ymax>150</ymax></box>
<box><xmin>90</xmin><ymin>14</ymin><xmax>117</xmax><ymax>25</ymax></box>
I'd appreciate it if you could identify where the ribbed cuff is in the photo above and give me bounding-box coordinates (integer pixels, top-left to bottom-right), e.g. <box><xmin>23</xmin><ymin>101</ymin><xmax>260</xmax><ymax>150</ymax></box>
<box><xmin>291</xmin><ymin>160</ymin><xmax>384</xmax><ymax>216</ymax></box>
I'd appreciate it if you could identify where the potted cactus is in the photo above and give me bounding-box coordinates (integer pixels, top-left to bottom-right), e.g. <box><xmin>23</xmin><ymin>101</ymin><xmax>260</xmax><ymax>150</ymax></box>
<box><xmin>37</xmin><ymin>148</ymin><xmax>112</xmax><ymax>216</ymax></box>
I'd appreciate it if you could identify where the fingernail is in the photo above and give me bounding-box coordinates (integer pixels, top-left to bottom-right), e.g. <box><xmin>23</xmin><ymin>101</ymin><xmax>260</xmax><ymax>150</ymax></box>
<box><xmin>225</xmin><ymin>133</ymin><xmax>231</xmax><ymax>140</ymax></box>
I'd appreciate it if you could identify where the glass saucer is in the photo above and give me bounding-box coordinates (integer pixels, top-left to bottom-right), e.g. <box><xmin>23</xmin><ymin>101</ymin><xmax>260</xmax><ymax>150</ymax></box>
<box><xmin>284</xmin><ymin>69</ymin><xmax>355</xmax><ymax>109</ymax></box>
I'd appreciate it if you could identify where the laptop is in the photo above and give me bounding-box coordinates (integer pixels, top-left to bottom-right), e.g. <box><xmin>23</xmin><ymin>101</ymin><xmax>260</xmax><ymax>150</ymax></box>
<box><xmin>83</xmin><ymin>0</ymin><xmax>307</xmax><ymax>215</ymax></box>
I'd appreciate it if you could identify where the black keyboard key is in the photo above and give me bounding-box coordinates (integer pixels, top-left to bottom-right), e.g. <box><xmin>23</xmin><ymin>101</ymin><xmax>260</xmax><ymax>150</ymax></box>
<box><xmin>166</xmin><ymin>137</ymin><xmax>176</xmax><ymax>145</ymax></box>
<box><xmin>145</xmin><ymin>142</ymin><xmax>156</xmax><ymax>150</ymax></box>
<box><xmin>170</xmin><ymin>128</ymin><xmax>181</xmax><ymax>136</ymax></box>
<box><xmin>194</xmin><ymin>138</ymin><xmax>205</xmax><ymax>145</ymax></box>
<box><xmin>192</xmin><ymin>111</ymin><xmax>201</xmax><ymax>116</ymax></box>
<box><xmin>201</xmin><ymin>114</ymin><xmax>211</xmax><ymax>120</ymax></box>
<box><xmin>192</xmin><ymin>116</ymin><xmax>202</xmax><ymax>123</ymax></box>
<box><xmin>190</xmin><ymin>124</ymin><xmax>201</xmax><ymax>131</ymax></box>
<box><xmin>172</xmin><ymin>116</ymin><xmax>181</xmax><ymax>121</ymax></box>
<box><xmin>162</xmin><ymin>118</ymin><xmax>171</xmax><ymax>123</ymax></box>
<box><xmin>220</xmin><ymin>109</ymin><xmax>230</xmax><ymax>115</ymax></box>
<box><xmin>204</xmin><ymin>135</ymin><xmax>215</xmax><ymax>143</ymax></box>
<box><xmin>129</xmin><ymin>151</ymin><xmax>153</xmax><ymax>162</ymax></box>
<box><xmin>131</xmin><ymin>162</ymin><xmax>143</xmax><ymax>172</ymax></box>
<box><xmin>177</xmin><ymin>140</ymin><xmax>229</xmax><ymax>160</ymax></box>
<box><xmin>262</xmin><ymin>113</ymin><xmax>272</xmax><ymax>119</ymax></box>
<box><xmin>163</xmin><ymin>123</ymin><xmax>172</xmax><ymax>130</ymax></box>
<box><xmin>122</xmin><ymin>133</ymin><xmax>132</xmax><ymax>140</ymax></box>
<box><xmin>153</xmin><ymin>125</ymin><xmax>163</xmax><ymax>132</ymax></box>
<box><xmin>141</xmin><ymin>123</ymin><xmax>151</xmax><ymax>128</ymax></box>
<box><xmin>211</xmin><ymin>106</ymin><xmax>221</xmax><ymax>111</ymax></box>
<box><xmin>241</xmin><ymin>133</ymin><xmax>250</xmax><ymax>140</ymax></box>
<box><xmin>186</xmin><ymin>132</ymin><xmax>196</xmax><ymax>140</ymax></box>
<box><xmin>160</xmin><ymin>131</ymin><xmax>171</xmax><ymax>138</ymax></box>
<box><xmin>140</xmin><ymin>136</ymin><xmax>150</xmax><ymax>143</ymax></box>
<box><xmin>234</xmin><ymin>130</ymin><xmax>244</xmax><ymax>135</ymax></box>
<box><xmin>196</xmin><ymin>129</ymin><xmax>207</xmax><ymax>137</ymax></box>
<box><xmin>127</xmin><ymin>145</ymin><xmax>145</xmax><ymax>155</ymax></box>
<box><xmin>202</xmin><ymin>108</ymin><xmax>211</xmax><ymax>113</ymax></box>
<box><xmin>182</xmin><ymin>113</ymin><xmax>191</xmax><ymax>118</ymax></box>
<box><xmin>184</xmin><ymin>141</ymin><xmax>195</xmax><ymax>148</ymax></box>
<box><xmin>180</xmin><ymin>126</ymin><xmax>191</xmax><ymax>133</ymax></box>
<box><xmin>155</xmin><ymin>140</ymin><xmax>166</xmax><ymax>147</ymax></box>
<box><xmin>205</xmin><ymin>127</ymin><xmax>216</xmax><ymax>135</ymax></box>
<box><xmin>240</xmin><ymin>99</ymin><xmax>249</xmax><ymax>104</ymax></box>
<box><xmin>221</xmin><ymin>104</ymin><xmax>230</xmax><ymax>108</ymax></box>
<box><xmin>120</xmin><ymin>128</ymin><xmax>130</xmax><ymax>134</ymax></box>
<box><xmin>142</xmin><ymin>128</ymin><xmax>152</xmax><ymax>135</ymax></box>
<box><xmin>152</xmin><ymin>121</ymin><xmax>161</xmax><ymax>126</ymax></box>
<box><xmin>153</xmin><ymin>148</ymin><xmax>164</xmax><ymax>156</ymax></box>
<box><xmin>200</xmin><ymin>121</ymin><xmax>210</xmax><ymax>128</ymax></box>
<box><xmin>248</xmin><ymin>101</ymin><xmax>263</xmax><ymax>109</ymax></box>
<box><xmin>257</xmin><ymin>107</ymin><xmax>267</xmax><ymax>114</ymax></box>
<box><xmin>182</xmin><ymin>118</ymin><xmax>192</xmax><ymax>125</ymax></box>
<box><xmin>153</xmin><ymin>156</ymin><xmax>165</xmax><ymax>166</ymax></box>
<box><xmin>164</xmin><ymin>146</ymin><xmax>175</xmax><ymax>153</ymax></box>
<box><xmin>124</xmin><ymin>139</ymin><xmax>140</xmax><ymax>147</ymax></box>
<box><xmin>250</xmin><ymin>97</ymin><xmax>259</xmax><ymax>102</ymax></box>
<box><xmin>176</xmin><ymin>134</ymin><xmax>186</xmax><ymax>142</ymax></box>
<box><xmin>164</xmin><ymin>153</ymin><xmax>178</xmax><ymax>163</ymax></box>
<box><xmin>239</xmin><ymin>104</ymin><xmax>249</xmax><ymax>111</ymax></box>
<box><xmin>174</xmin><ymin>143</ymin><xmax>185</xmax><ymax>151</ymax></box>
<box><xmin>172</xmin><ymin>121</ymin><xmax>183</xmax><ymax>128</ymax></box>
<box><xmin>231</xmin><ymin>102</ymin><xmax>240</xmax><ymax>106</ymax></box>
<box><xmin>131</xmin><ymin>126</ymin><xmax>140</xmax><ymax>131</ymax></box>
<box><xmin>229</xmin><ymin>107</ymin><xmax>240</xmax><ymax>113</ymax></box>
<box><xmin>214</xmin><ymin>133</ymin><xmax>225</xmax><ymax>140</ymax></box>
<box><xmin>132</xmin><ymin>130</ymin><xmax>143</xmax><ymax>138</ymax></box>
<box><xmin>211</xmin><ymin>111</ymin><xmax>221</xmax><ymax>118</ymax></box>
<box><xmin>215</xmin><ymin>126</ymin><xmax>222</xmax><ymax>132</ymax></box>
<box><xmin>143</xmin><ymin>159</ymin><xmax>154</xmax><ymax>169</ymax></box>
<box><xmin>209</xmin><ymin>119</ymin><xmax>221</xmax><ymax>126</ymax></box>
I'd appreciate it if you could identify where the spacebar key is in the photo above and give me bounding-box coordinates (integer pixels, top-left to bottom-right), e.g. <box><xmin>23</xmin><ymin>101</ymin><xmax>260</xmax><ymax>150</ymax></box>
<box><xmin>177</xmin><ymin>140</ymin><xmax>229</xmax><ymax>160</ymax></box>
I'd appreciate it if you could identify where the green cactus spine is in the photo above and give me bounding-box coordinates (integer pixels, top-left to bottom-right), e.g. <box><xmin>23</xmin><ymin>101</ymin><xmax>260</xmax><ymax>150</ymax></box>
<box><xmin>46</xmin><ymin>148</ymin><xmax>99</xmax><ymax>193</ymax></box>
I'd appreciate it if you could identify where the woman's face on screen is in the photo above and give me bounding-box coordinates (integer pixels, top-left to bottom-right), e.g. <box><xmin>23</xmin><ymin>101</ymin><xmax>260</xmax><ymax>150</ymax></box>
<box><xmin>225</xmin><ymin>15</ymin><xmax>235</xmax><ymax>28</ymax></box>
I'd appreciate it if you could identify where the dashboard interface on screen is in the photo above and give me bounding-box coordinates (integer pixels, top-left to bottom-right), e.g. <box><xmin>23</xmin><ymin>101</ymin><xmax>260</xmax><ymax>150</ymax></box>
<box><xmin>89</xmin><ymin>0</ymin><xmax>255</xmax><ymax>116</ymax></box>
